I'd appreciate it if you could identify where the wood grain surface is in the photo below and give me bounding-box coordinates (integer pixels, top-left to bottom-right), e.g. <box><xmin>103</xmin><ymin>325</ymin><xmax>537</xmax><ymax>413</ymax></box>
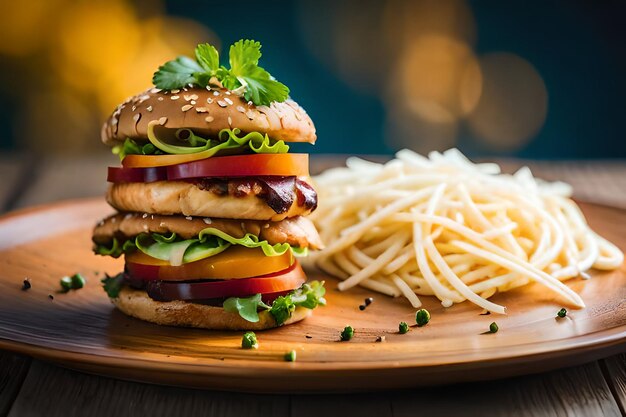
<box><xmin>0</xmin><ymin>155</ymin><xmax>625</xmax><ymax>416</ymax></box>
<box><xmin>0</xmin><ymin>198</ymin><xmax>624</xmax><ymax>393</ymax></box>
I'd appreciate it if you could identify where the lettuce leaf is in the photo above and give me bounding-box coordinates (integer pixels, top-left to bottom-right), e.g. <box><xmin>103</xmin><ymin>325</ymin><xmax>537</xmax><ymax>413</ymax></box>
<box><xmin>222</xmin><ymin>293</ymin><xmax>270</xmax><ymax>323</ymax></box>
<box><xmin>223</xmin><ymin>281</ymin><xmax>326</xmax><ymax>324</ymax></box>
<box><xmin>112</xmin><ymin>121</ymin><xmax>289</xmax><ymax>160</ymax></box>
<box><xmin>94</xmin><ymin>227</ymin><xmax>306</xmax><ymax>265</ymax></box>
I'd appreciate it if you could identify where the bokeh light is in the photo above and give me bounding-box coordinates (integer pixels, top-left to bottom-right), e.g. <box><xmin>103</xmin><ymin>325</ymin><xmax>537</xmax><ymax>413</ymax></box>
<box><xmin>0</xmin><ymin>0</ymin><xmax>559</xmax><ymax>156</ymax></box>
<box><xmin>467</xmin><ymin>53</ymin><xmax>548</xmax><ymax>152</ymax></box>
<box><xmin>0</xmin><ymin>0</ymin><xmax>216</xmax><ymax>153</ymax></box>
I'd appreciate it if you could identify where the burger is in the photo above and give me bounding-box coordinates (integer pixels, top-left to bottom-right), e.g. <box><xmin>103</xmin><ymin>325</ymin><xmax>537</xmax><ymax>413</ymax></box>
<box><xmin>93</xmin><ymin>40</ymin><xmax>326</xmax><ymax>330</ymax></box>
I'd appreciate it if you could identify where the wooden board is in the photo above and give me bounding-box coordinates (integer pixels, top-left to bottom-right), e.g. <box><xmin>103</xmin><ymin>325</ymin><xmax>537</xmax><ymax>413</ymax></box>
<box><xmin>0</xmin><ymin>199</ymin><xmax>624</xmax><ymax>393</ymax></box>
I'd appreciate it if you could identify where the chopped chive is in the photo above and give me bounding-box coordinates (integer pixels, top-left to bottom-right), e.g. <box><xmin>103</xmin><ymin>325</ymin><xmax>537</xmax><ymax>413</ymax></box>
<box><xmin>60</xmin><ymin>276</ymin><xmax>73</xmax><ymax>292</ymax></box>
<box><xmin>399</xmin><ymin>322</ymin><xmax>409</xmax><ymax>334</ymax></box>
<box><xmin>70</xmin><ymin>273</ymin><xmax>86</xmax><ymax>289</ymax></box>
<box><xmin>21</xmin><ymin>278</ymin><xmax>31</xmax><ymax>291</ymax></box>
<box><xmin>415</xmin><ymin>309</ymin><xmax>430</xmax><ymax>327</ymax></box>
<box><xmin>557</xmin><ymin>308</ymin><xmax>567</xmax><ymax>318</ymax></box>
<box><xmin>340</xmin><ymin>325</ymin><xmax>354</xmax><ymax>341</ymax></box>
<box><xmin>284</xmin><ymin>350</ymin><xmax>296</xmax><ymax>362</ymax></box>
<box><xmin>241</xmin><ymin>332</ymin><xmax>258</xmax><ymax>349</ymax></box>
<box><xmin>489</xmin><ymin>322</ymin><xmax>499</xmax><ymax>333</ymax></box>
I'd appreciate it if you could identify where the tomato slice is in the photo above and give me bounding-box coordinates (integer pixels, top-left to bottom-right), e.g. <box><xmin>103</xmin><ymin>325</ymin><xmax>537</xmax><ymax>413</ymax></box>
<box><xmin>145</xmin><ymin>262</ymin><xmax>306</xmax><ymax>301</ymax></box>
<box><xmin>126</xmin><ymin>246</ymin><xmax>294</xmax><ymax>281</ymax></box>
<box><xmin>123</xmin><ymin>152</ymin><xmax>309</xmax><ymax>177</ymax></box>
<box><xmin>166</xmin><ymin>153</ymin><xmax>309</xmax><ymax>178</ymax></box>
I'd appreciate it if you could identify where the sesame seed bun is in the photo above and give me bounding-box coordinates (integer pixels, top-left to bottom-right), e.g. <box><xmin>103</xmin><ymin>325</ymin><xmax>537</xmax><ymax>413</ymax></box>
<box><xmin>106</xmin><ymin>180</ymin><xmax>316</xmax><ymax>221</ymax></box>
<box><xmin>92</xmin><ymin>213</ymin><xmax>323</xmax><ymax>250</ymax></box>
<box><xmin>101</xmin><ymin>87</ymin><xmax>316</xmax><ymax>146</ymax></box>
<box><xmin>111</xmin><ymin>285</ymin><xmax>311</xmax><ymax>330</ymax></box>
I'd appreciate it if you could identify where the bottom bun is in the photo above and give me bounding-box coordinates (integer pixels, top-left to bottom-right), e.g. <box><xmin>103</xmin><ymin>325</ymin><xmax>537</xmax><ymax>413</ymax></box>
<box><xmin>111</xmin><ymin>286</ymin><xmax>312</xmax><ymax>330</ymax></box>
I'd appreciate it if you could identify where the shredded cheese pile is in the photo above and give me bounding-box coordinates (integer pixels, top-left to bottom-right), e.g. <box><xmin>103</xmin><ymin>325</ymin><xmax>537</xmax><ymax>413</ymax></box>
<box><xmin>309</xmin><ymin>149</ymin><xmax>623</xmax><ymax>313</ymax></box>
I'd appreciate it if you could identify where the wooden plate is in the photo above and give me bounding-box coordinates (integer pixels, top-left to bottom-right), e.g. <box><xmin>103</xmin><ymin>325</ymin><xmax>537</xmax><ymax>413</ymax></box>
<box><xmin>0</xmin><ymin>199</ymin><xmax>624</xmax><ymax>393</ymax></box>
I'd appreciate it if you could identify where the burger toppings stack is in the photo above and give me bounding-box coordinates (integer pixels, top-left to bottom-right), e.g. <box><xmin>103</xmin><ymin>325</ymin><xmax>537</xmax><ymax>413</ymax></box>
<box><xmin>94</xmin><ymin>40</ymin><xmax>326</xmax><ymax>330</ymax></box>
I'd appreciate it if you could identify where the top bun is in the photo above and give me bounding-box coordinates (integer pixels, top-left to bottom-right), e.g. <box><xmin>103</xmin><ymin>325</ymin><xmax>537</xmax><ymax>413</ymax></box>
<box><xmin>101</xmin><ymin>87</ymin><xmax>316</xmax><ymax>146</ymax></box>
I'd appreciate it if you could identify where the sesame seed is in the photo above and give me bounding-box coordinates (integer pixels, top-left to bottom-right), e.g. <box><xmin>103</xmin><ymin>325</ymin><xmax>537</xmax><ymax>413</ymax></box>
<box><xmin>190</xmin><ymin>94</ymin><xmax>198</xmax><ymax>100</ymax></box>
<box><xmin>228</xmin><ymin>116</ymin><xmax>232</xmax><ymax>125</ymax></box>
<box><xmin>205</xmin><ymin>116</ymin><xmax>214</xmax><ymax>122</ymax></box>
<box><xmin>146</xmin><ymin>106</ymin><xmax>153</xmax><ymax>112</ymax></box>
<box><xmin>185</xmin><ymin>216</ymin><xmax>192</xmax><ymax>221</ymax></box>
<box><xmin>263</xmin><ymin>223</ymin><xmax>270</xmax><ymax>229</ymax></box>
<box><xmin>124</xmin><ymin>213</ymin><xmax>132</xmax><ymax>220</ymax></box>
<box><xmin>158</xmin><ymin>117</ymin><xmax>168</xmax><ymax>125</ymax></box>
<box><xmin>213</xmin><ymin>91</ymin><xmax>220</xmax><ymax>96</ymax></box>
<box><xmin>207</xmin><ymin>98</ymin><xmax>213</xmax><ymax>104</ymax></box>
<box><xmin>181</xmin><ymin>104</ymin><xmax>193</xmax><ymax>112</ymax></box>
<box><xmin>159</xmin><ymin>222</ymin><xmax>166</xmax><ymax>227</ymax></box>
<box><xmin>203</xmin><ymin>218</ymin><xmax>212</xmax><ymax>224</ymax></box>
<box><xmin>171</xmin><ymin>96</ymin><xmax>180</xmax><ymax>100</ymax></box>
<box><xmin>150</xmin><ymin>88</ymin><xmax>161</xmax><ymax>93</ymax></box>
<box><xmin>224</xmin><ymin>97</ymin><xmax>233</xmax><ymax>105</ymax></box>
<box><xmin>171</xmin><ymin>89</ymin><xmax>180</xmax><ymax>93</ymax></box>
<box><xmin>248</xmin><ymin>101</ymin><xmax>253</xmax><ymax>106</ymax></box>
<box><xmin>143</xmin><ymin>225</ymin><xmax>148</xmax><ymax>230</ymax></box>
<box><xmin>150</xmin><ymin>214</ymin><xmax>154</xmax><ymax>219</ymax></box>
<box><xmin>195</xmin><ymin>107</ymin><xmax>208</xmax><ymax>113</ymax></box>
<box><xmin>131</xmin><ymin>105</ymin><xmax>137</xmax><ymax>111</ymax></box>
<box><xmin>217</xmin><ymin>100</ymin><xmax>227</xmax><ymax>107</ymax></box>
<box><xmin>236</xmin><ymin>105</ymin><xmax>245</xmax><ymax>113</ymax></box>
<box><xmin>183</xmin><ymin>94</ymin><xmax>193</xmax><ymax>101</ymax></box>
<box><xmin>206</xmin><ymin>85</ymin><xmax>211</xmax><ymax>91</ymax></box>
<box><xmin>111</xmin><ymin>118</ymin><xmax>118</xmax><ymax>125</ymax></box>
<box><xmin>142</xmin><ymin>213</ymin><xmax>148</xmax><ymax>219</ymax></box>
<box><xmin>158</xmin><ymin>97</ymin><xmax>164</xmax><ymax>101</ymax></box>
<box><xmin>225</xmin><ymin>91</ymin><xmax>231</xmax><ymax>95</ymax></box>
<box><xmin>190</xmin><ymin>100</ymin><xmax>196</xmax><ymax>105</ymax></box>
<box><xmin>132</xmin><ymin>114</ymin><xmax>141</xmax><ymax>122</ymax></box>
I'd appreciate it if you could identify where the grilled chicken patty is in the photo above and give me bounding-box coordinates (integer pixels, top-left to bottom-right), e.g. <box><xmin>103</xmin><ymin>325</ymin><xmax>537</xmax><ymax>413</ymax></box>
<box><xmin>93</xmin><ymin>213</ymin><xmax>323</xmax><ymax>250</ymax></box>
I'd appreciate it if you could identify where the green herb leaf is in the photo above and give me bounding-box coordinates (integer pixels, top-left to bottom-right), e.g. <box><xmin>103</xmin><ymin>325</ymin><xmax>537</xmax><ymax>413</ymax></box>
<box><xmin>269</xmin><ymin>281</ymin><xmax>326</xmax><ymax>325</ymax></box>
<box><xmin>223</xmin><ymin>293</ymin><xmax>269</xmax><ymax>323</ymax></box>
<box><xmin>223</xmin><ymin>281</ymin><xmax>326</xmax><ymax>325</ymax></box>
<box><xmin>152</xmin><ymin>40</ymin><xmax>289</xmax><ymax>106</ymax></box>
<box><xmin>195</xmin><ymin>43</ymin><xmax>219</xmax><ymax>73</ymax></box>
<box><xmin>101</xmin><ymin>273</ymin><xmax>124</xmax><ymax>298</ymax></box>
<box><xmin>152</xmin><ymin>56</ymin><xmax>204</xmax><ymax>90</ymax></box>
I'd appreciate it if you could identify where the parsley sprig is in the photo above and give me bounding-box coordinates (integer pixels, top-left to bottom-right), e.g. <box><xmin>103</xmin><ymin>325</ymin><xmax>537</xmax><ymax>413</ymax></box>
<box><xmin>153</xmin><ymin>40</ymin><xmax>290</xmax><ymax>106</ymax></box>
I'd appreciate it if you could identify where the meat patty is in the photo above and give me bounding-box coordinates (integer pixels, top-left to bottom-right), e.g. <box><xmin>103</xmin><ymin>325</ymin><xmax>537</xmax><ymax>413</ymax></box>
<box><xmin>93</xmin><ymin>213</ymin><xmax>323</xmax><ymax>250</ymax></box>
<box><xmin>106</xmin><ymin>177</ymin><xmax>317</xmax><ymax>221</ymax></box>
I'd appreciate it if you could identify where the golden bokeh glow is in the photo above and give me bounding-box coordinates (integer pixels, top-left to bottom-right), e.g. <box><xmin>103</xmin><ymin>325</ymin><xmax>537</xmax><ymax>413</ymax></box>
<box><xmin>396</xmin><ymin>35</ymin><xmax>481</xmax><ymax>123</ymax></box>
<box><xmin>467</xmin><ymin>53</ymin><xmax>548</xmax><ymax>151</ymax></box>
<box><xmin>0</xmin><ymin>0</ymin><xmax>216</xmax><ymax>152</ymax></box>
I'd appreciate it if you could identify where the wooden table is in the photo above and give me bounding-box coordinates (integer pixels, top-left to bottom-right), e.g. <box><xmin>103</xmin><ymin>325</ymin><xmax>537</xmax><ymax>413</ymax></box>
<box><xmin>0</xmin><ymin>153</ymin><xmax>625</xmax><ymax>417</ymax></box>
